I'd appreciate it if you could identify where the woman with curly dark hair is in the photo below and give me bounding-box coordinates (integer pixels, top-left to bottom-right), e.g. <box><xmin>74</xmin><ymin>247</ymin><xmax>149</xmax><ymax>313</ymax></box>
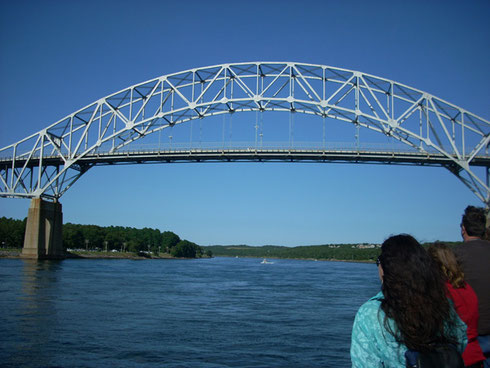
<box><xmin>351</xmin><ymin>234</ymin><xmax>467</xmax><ymax>367</ymax></box>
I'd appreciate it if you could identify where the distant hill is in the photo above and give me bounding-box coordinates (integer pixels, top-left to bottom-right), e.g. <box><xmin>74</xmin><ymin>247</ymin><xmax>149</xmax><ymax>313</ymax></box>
<box><xmin>202</xmin><ymin>240</ymin><xmax>464</xmax><ymax>261</ymax></box>
<box><xmin>202</xmin><ymin>243</ymin><xmax>382</xmax><ymax>261</ymax></box>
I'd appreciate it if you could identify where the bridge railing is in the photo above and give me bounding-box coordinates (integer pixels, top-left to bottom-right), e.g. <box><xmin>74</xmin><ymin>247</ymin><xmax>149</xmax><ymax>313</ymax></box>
<box><xmin>1</xmin><ymin>140</ymin><xmax>480</xmax><ymax>161</ymax></box>
<box><xmin>116</xmin><ymin>141</ymin><xmax>462</xmax><ymax>153</ymax></box>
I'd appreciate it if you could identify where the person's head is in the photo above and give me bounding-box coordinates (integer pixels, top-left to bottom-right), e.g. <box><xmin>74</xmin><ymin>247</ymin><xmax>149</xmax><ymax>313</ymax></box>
<box><xmin>427</xmin><ymin>242</ymin><xmax>465</xmax><ymax>289</ymax></box>
<box><xmin>377</xmin><ymin>234</ymin><xmax>457</xmax><ymax>352</ymax></box>
<box><xmin>461</xmin><ymin>205</ymin><xmax>486</xmax><ymax>240</ymax></box>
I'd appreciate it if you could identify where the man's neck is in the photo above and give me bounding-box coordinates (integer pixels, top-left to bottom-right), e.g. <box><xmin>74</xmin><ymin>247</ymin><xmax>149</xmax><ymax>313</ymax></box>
<box><xmin>464</xmin><ymin>235</ymin><xmax>481</xmax><ymax>242</ymax></box>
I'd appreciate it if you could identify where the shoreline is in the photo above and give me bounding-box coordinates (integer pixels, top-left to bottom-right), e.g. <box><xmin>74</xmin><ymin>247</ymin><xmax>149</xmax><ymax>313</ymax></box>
<box><xmin>0</xmin><ymin>249</ymin><xmax>374</xmax><ymax>263</ymax></box>
<box><xmin>0</xmin><ymin>249</ymin><xmax>200</xmax><ymax>260</ymax></box>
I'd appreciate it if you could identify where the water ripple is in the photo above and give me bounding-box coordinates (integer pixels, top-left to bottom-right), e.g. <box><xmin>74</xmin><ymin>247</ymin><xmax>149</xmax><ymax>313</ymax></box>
<box><xmin>0</xmin><ymin>257</ymin><xmax>379</xmax><ymax>367</ymax></box>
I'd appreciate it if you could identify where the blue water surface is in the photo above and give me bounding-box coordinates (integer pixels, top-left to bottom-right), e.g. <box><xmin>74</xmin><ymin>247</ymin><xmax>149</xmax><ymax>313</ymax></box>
<box><xmin>0</xmin><ymin>257</ymin><xmax>379</xmax><ymax>367</ymax></box>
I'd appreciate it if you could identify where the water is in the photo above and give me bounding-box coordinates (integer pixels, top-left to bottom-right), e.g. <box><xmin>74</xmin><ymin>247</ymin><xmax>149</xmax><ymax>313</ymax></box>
<box><xmin>0</xmin><ymin>257</ymin><xmax>380</xmax><ymax>367</ymax></box>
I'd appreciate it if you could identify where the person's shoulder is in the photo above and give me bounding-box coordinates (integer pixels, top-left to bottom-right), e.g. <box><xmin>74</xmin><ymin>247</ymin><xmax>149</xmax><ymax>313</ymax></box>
<box><xmin>472</xmin><ymin>238</ymin><xmax>489</xmax><ymax>243</ymax></box>
<box><xmin>454</xmin><ymin>239</ymin><xmax>490</xmax><ymax>254</ymax></box>
<box><xmin>357</xmin><ymin>292</ymin><xmax>383</xmax><ymax>318</ymax></box>
<box><xmin>462</xmin><ymin>239</ymin><xmax>490</xmax><ymax>247</ymax></box>
<box><xmin>474</xmin><ymin>239</ymin><xmax>490</xmax><ymax>247</ymax></box>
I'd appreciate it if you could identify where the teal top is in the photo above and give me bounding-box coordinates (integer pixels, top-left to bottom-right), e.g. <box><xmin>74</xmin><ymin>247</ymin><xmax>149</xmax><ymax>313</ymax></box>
<box><xmin>350</xmin><ymin>291</ymin><xmax>467</xmax><ymax>368</ymax></box>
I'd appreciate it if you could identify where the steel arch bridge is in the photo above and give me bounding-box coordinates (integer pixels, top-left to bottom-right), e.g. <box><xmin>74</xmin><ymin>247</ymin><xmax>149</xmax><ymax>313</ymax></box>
<box><xmin>1</xmin><ymin>62</ymin><xmax>489</xmax><ymax>203</ymax></box>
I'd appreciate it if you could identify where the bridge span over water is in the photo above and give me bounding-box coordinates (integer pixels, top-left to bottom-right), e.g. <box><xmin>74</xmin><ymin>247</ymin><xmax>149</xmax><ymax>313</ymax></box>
<box><xmin>1</xmin><ymin>62</ymin><xmax>489</xmax><ymax>258</ymax></box>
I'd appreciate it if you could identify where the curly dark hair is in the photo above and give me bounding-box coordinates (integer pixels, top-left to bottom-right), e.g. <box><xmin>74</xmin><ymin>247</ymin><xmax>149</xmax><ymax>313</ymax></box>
<box><xmin>379</xmin><ymin>234</ymin><xmax>458</xmax><ymax>352</ymax></box>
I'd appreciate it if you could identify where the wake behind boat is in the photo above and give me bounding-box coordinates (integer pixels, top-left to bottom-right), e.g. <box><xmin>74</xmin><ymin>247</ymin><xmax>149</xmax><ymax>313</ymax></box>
<box><xmin>261</xmin><ymin>258</ymin><xmax>274</xmax><ymax>264</ymax></box>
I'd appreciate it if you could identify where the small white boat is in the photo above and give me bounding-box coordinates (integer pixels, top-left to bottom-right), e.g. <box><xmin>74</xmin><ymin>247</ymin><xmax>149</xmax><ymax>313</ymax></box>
<box><xmin>261</xmin><ymin>258</ymin><xmax>274</xmax><ymax>264</ymax></box>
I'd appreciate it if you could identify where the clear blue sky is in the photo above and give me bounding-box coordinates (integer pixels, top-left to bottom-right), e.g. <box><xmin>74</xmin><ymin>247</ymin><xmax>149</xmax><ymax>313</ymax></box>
<box><xmin>1</xmin><ymin>0</ymin><xmax>489</xmax><ymax>246</ymax></box>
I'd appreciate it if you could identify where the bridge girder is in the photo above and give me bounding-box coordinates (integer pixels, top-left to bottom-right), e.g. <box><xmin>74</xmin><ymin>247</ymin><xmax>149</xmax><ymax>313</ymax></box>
<box><xmin>0</xmin><ymin>62</ymin><xmax>489</xmax><ymax>203</ymax></box>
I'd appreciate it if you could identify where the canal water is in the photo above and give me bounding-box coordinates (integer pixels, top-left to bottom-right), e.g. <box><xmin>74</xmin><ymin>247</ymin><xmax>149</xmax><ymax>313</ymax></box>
<box><xmin>0</xmin><ymin>257</ymin><xmax>380</xmax><ymax>367</ymax></box>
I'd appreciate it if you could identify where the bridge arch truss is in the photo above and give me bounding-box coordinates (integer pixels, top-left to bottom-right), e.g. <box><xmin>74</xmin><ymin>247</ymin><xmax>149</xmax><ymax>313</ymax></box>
<box><xmin>1</xmin><ymin>62</ymin><xmax>489</xmax><ymax>203</ymax></box>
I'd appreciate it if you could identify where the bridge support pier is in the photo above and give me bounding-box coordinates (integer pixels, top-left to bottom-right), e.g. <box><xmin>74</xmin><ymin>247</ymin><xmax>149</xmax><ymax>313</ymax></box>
<box><xmin>21</xmin><ymin>198</ymin><xmax>64</xmax><ymax>260</ymax></box>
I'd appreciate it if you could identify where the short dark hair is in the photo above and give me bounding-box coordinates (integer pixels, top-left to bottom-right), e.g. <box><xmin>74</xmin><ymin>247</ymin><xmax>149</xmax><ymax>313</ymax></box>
<box><xmin>462</xmin><ymin>205</ymin><xmax>486</xmax><ymax>238</ymax></box>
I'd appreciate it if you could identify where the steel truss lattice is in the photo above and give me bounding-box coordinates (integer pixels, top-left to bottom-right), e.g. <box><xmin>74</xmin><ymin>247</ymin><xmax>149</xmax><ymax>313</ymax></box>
<box><xmin>0</xmin><ymin>62</ymin><xmax>489</xmax><ymax>203</ymax></box>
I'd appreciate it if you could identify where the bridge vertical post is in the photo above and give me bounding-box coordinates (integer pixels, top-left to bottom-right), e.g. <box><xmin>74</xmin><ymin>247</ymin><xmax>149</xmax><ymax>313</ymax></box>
<box><xmin>21</xmin><ymin>198</ymin><xmax>64</xmax><ymax>260</ymax></box>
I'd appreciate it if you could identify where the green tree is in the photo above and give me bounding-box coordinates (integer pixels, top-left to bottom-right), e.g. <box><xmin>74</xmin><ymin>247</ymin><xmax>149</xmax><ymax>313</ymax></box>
<box><xmin>161</xmin><ymin>231</ymin><xmax>180</xmax><ymax>252</ymax></box>
<box><xmin>0</xmin><ymin>217</ymin><xmax>26</xmax><ymax>248</ymax></box>
<box><xmin>63</xmin><ymin>223</ymin><xmax>84</xmax><ymax>249</ymax></box>
<box><xmin>83</xmin><ymin>225</ymin><xmax>105</xmax><ymax>249</ymax></box>
<box><xmin>127</xmin><ymin>239</ymin><xmax>140</xmax><ymax>253</ymax></box>
<box><xmin>171</xmin><ymin>240</ymin><xmax>200</xmax><ymax>258</ymax></box>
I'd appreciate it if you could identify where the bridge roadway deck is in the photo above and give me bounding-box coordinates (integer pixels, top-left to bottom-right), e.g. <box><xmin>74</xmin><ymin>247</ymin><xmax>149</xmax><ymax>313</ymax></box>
<box><xmin>1</xmin><ymin>148</ymin><xmax>489</xmax><ymax>168</ymax></box>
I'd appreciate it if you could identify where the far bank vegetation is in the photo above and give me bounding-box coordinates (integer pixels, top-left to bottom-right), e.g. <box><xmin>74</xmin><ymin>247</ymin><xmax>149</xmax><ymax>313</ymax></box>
<box><xmin>0</xmin><ymin>217</ymin><xmax>462</xmax><ymax>261</ymax></box>
<box><xmin>0</xmin><ymin>217</ymin><xmax>208</xmax><ymax>259</ymax></box>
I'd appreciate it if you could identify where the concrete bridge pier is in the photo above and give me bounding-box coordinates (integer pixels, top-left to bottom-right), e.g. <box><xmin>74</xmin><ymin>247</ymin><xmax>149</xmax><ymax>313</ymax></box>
<box><xmin>21</xmin><ymin>198</ymin><xmax>64</xmax><ymax>260</ymax></box>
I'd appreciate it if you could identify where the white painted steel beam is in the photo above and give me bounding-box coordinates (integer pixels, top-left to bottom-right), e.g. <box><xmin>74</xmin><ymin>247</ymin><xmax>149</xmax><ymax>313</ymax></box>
<box><xmin>0</xmin><ymin>62</ymin><xmax>489</xmax><ymax>203</ymax></box>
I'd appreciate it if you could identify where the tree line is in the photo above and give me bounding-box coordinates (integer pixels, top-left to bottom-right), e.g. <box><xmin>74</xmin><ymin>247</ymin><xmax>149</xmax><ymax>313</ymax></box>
<box><xmin>1</xmin><ymin>216</ymin><xmax>462</xmax><ymax>261</ymax></box>
<box><xmin>201</xmin><ymin>244</ymin><xmax>382</xmax><ymax>261</ymax></box>
<box><xmin>0</xmin><ymin>217</ymin><xmax>207</xmax><ymax>258</ymax></box>
<box><xmin>201</xmin><ymin>241</ymin><xmax>464</xmax><ymax>261</ymax></box>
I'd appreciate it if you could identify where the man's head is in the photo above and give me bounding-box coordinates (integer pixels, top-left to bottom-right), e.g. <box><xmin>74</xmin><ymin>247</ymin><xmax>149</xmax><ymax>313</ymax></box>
<box><xmin>461</xmin><ymin>205</ymin><xmax>486</xmax><ymax>240</ymax></box>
